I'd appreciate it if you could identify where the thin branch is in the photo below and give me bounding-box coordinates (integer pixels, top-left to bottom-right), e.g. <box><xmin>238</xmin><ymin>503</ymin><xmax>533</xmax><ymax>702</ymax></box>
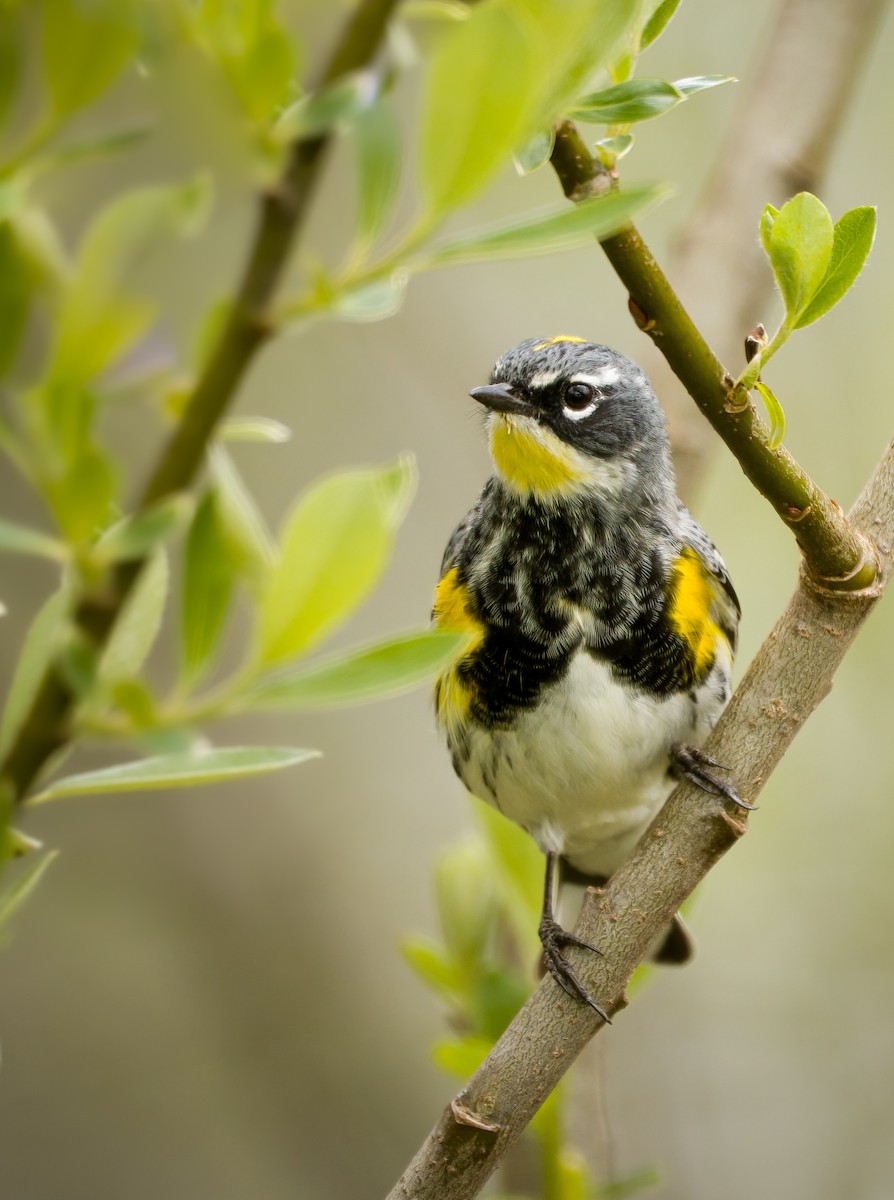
<box><xmin>662</xmin><ymin>0</ymin><xmax>890</xmax><ymax>497</ymax></box>
<box><xmin>549</xmin><ymin>121</ymin><xmax>876</xmax><ymax>590</ymax></box>
<box><xmin>386</xmin><ymin>432</ymin><xmax>894</xmax><ymax>1200</ymax></box>
<box><xmin>0</xmin><ymin>0</ymin><xmax>400</xmax><ymax>808</ymax></box>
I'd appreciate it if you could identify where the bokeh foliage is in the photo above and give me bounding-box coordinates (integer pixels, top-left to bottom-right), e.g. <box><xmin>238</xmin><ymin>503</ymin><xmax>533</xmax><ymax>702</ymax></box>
<box><xmin>0</xmin><ymin>0</ymin><xmax>707</xmax><ymax>924</ymax></box>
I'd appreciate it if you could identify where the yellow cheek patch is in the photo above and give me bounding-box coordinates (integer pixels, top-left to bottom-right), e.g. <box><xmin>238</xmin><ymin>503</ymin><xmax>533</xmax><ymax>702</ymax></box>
<box><xmin>433</xmin><ymin>567</ymin><xmax>484</xmax><ymax>727</ymax></box>
<box><xmin>490</xmin><ymin>419</ymin><xmax>585</xmax><ymax>496</ymax></box>
<box><xmin>533</xmin><ymin>335</ymin><xmax>587</xmax><ymax>350</ymax></box>
<box><xmin>668</xmin><ymin>548</ymin><xmax>720</xmax><ymax>680</ymax></box>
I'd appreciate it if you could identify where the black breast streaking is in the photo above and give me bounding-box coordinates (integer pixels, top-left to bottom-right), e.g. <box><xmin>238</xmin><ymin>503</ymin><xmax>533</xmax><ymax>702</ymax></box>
<box><xmin>449</xmin><ymin>482</ymin><xmax>697</xmax><ymax>728</ymax></box>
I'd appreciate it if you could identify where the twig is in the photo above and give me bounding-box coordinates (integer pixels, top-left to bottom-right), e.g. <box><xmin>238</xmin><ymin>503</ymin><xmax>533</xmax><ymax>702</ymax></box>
<box><xmin>0</xmin><ymin>0</ymin><xmax>400</xmax><ymax>808</ymax></box>
<box><xmin>549</xmin><ymin>121</ymin><xmax>876</xmax><ymax>591</ymax></box>
<box><xmin>662</xmin><ymin>0</ymin><xmax>890</xmax><ymax>497</ymax></box>
<box><xmin>386</xmin><ymin>432</ymin><xmax>894</xmax><ymax>1200</ymax></box>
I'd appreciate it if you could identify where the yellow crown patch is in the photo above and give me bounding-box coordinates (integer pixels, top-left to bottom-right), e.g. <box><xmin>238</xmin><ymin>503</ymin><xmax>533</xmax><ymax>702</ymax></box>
<box><xmin>533</xmin><ymin>335</ymin><xmax>587</xmax><ymax>350</ymax></box>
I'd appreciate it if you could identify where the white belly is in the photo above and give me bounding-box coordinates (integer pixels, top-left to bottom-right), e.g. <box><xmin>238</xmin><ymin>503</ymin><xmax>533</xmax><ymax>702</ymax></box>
<box><xmin>453</xmin><ymin>651</ymin><xmax>729</xmax><ymax>877</ymax></box>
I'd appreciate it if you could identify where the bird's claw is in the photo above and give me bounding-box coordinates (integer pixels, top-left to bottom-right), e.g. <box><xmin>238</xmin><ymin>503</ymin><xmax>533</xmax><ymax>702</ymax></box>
<box><xmin>671</xmin><ymin>743</ymin><xmax>756</xmax><ymax>811</ymax></box>
<box><xmin>539</xmin><ymin>916</ymin><xmax>611</xmax><ymax>1022</ymax></box>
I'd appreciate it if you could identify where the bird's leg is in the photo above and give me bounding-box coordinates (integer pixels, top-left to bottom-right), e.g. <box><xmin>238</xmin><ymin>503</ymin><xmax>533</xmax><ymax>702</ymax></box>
<box><xmin>538</xmin><ymin>850</ymin><xmax>610</xmax><ymax>1021</ymax></box>
<box><xmin>669</xmin><ymin>743</ymin><xmax>756</xmax><ymax>810</ymax></box>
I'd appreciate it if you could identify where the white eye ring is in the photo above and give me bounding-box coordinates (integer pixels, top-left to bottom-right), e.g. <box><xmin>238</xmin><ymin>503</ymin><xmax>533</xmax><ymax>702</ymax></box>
<box><xmin>562</xmin><ymin>399</ymin><xmax>599</xmax><ymax>421</ymax></box>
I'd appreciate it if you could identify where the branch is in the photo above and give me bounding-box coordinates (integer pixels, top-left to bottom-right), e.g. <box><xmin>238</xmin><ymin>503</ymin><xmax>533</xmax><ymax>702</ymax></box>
<box><xmin>662</xmin><ymin>0</ymin><xmax>890</xmax><ymax>497</ymax></box>
<box><xmin>0</xmin><ymin>0</ymin><xmax>400</xmax><ymax>808</ymax></box>
<box><xmin>386</xmin><ymin>433</ymin><xmax>894</xmax><ymax>1200</ymax></box>
<box><xmin>549</xmin><ymin>122</ymin><xmax>876</xmax><ymax>591</ymax></box>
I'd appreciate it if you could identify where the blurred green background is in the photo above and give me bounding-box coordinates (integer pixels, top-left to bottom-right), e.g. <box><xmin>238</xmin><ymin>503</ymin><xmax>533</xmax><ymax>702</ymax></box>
<box><xmin>2</xmin><ymin>2</ymin><xmax>894</xmax><ymax>1198</ymax></box>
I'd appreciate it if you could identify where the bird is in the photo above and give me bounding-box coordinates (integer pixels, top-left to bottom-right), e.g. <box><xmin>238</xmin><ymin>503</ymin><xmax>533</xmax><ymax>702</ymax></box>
<box><xmin>432</xmin><ymin>336</ymin><xmax>749</xmax><ymax>1020</ymax></box>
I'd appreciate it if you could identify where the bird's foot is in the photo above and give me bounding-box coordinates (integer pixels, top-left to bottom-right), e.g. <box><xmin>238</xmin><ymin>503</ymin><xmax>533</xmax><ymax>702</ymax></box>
<box><xmin>538</xmin><ymin>915</ymin><xmax>610</xmax><ymax>1022</ymax></box>
<box><xmin>670</xmin><ymin>743</ymin><xmax>755</xmax><ymax>811</ymax></box>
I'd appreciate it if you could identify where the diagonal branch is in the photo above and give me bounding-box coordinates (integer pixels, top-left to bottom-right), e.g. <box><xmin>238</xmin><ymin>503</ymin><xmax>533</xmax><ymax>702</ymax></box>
<box><xmin>0</xmin><ymin>0</ymin><xmax>401</xmax><ymax>809</ymax></box>
<box><xmin>549</xmin><ymin>121</ymin><xmax>876</xmax><ymax>591</ymax></box>
<box><xmin>661</xmin><ymin>0</ymin><xmax>891</xmax><ymax>497</ymax></box>
<box><xmin>386</xmin><ymin>431</ymin><xmax>894</xmax><ymax>1200</ymax></box>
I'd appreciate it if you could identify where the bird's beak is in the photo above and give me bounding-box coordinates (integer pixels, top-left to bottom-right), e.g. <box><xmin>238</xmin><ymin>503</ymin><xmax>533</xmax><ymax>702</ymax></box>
<box><xmin>469</xmin><ymin>383</ymin><xmax>530</xmax><ymax>416</ymax></box>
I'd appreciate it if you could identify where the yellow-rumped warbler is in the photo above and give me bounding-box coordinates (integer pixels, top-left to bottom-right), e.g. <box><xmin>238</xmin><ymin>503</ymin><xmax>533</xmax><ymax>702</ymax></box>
<box><xmin>433</xmin><ymin>337</ymin><xmax>749</xmax><ymax>1019</ymax></box>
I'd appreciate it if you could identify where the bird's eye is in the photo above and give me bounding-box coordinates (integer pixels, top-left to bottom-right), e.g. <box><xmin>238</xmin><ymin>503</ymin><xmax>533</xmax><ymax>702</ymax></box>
<box><xmin>562</xmin><ymin>382</ymin><xmax>597</xmax><ymax>413</ymax></box>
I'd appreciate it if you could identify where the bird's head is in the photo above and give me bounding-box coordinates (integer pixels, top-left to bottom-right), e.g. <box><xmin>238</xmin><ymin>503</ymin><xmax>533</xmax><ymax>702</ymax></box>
<box><xmin>472</xmin><ymin>336</ymin><xmax>672</xmax><ymax>505</ymax></box>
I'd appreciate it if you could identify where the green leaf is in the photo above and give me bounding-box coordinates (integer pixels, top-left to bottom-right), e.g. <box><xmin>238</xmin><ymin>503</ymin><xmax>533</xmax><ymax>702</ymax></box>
<box><xmin>254</xmin><ymin>456</ymin><xmax>416</xmax><ymax>665</ymax></box>
<box><xmin>228</xmin><ymin>27</ymin><xmax>295</xmax><ymax>124</ymax></box>
<box><xmin>431</xmin><ymin>1035</ymin><xmax>492</xmax><ymax>1080</ymax></box>
<box><xmin>400</xmin><ymin>936</ymin><xmax>463</xmax><ymax>1001</ymax></box>
<box><xmin>419</xmin><ymin>3</ymin><xmax>535</xmax><ymax>215</ymax></box>
<box><xmin>436</xmin><ymin>836</ymin><xmax>496</xmax><ymax>964</ymax></box>
<box><xmin>98</xmin><ymin>550</ymin><xmax>168</xmax><ymax>683</ymax></box>
<box><xmin>0</xmin><ymin>517</ymin><xmax>66</xmax><ymax>561</ymax></box>
<box><xmin>41</xmin><ymin>0</ymin><xmax>136</xmax><ymax>117</ymax></box>
<box><xmin>473</xmin><ymin>798</ymin><xmax>542</xmax><ymax>956</ymax></box>
<box><xmin>93</xmin><ymin>495</ymin><xmax>192</xmax><ymax>564</ymax></box>
<box><xmin>195</xmin><ymin>0</ymin><xmax>296</xmax><ymax>125</ymax></box>
<box><xmin>354</xmin><ymin>97</ymin><xmax>401</xmax><ymax>245</ymax></box>
<box><xmin>570</xmin><ymin>78</ymin><xmax>683</xmax><ymax>124</ymax></box>
<box><xmin>0</xmin><ymin>589</ymin><xmax>69</xmax><ymax>758</ymax></box>
<box><xmin>180</xmin><ymin>491</ymin><xmax>237</xmax><ymax>685</ymax></box>
<box><xmin>208</xmin><ymin>446</ymin><xmax>276</xmax><ymax>587</ymax></box>
<box><xmin>512</xmin><ymin>0</ymin><xmax>641</xmax><ymax>130</ymax></box>
<box><xmin>759</xmin><ymin>203</ymin><xmax>778</xmax><ymax>258</ymax></box>
<box><xmin>513</xmin><ymin>128</ymin><xmax>555</xmax><ymax>176</ymax></box>
<box><xmin>755</xmin><ymin>381</ymin><xmax>786</xmax><ymax>450</ymax></box>
<box><xmin>376</xmin><ymin>451</ymin><xmax>417</xmax><ymax>526</ymax></box>
<box><xmin>640</xmin><ymin>0</ymin><xmax>683</xmax><ymax>49</ymax></box>
<box><xmin>329</xmin><ymin>274</ymin><xmax>408</xmax><ymax>323</ymax></box>
<box><xmin>470</xmin><ymin>966</ymin><xmax>533</xmax><ymax>1040</ymax></box>
<box><xmin>247</xmin><ymin>628</ymin><xmax>468</xmax><ymax>710</ymax></box>
<box><xmin>276</xmin><ymin>72</ymin><xmax>375</xmax><ymax>141</ymax></box>
<box><xmin>570</xmin><ymin>75</ymin><xmax>733</xmax><ymax>125</ymax></box>
<box><xmin>594</xmin><ymin>133</ymin><xmax>635</xmax><ymax>166</ymax></box>
<box><xmin>0</xmin><ymin>850</ymin><xmax>59</xmax><ymax>937</ymax></box>
<box><xmin>109</xmin><ymin>678</ymin><xmax>156</xmax><ymax>727</ymax></box>
<box><xmin>5</xmin><ymin>828</ymin><xmax>45</xmax><ymax>860</ymax></box>
<box><xmin>594</xmin><ymin>1166</ymin><xmax>662</xmax><ymax>1198</ymax></box>
<box><xmin>795</xmin><ymin>206</ymin><xmax>877</xmax><ymax>328</ymax></box>
<box><xmin>0</xmin><ymin>220</ymin><xmax>33</xmax><ymax>378</ymax></box>
<box><xmin>14</xmin><ymin>205</ymin><xmax>68</xmax><ymax>291</ymax></box>
<box><xmin>427</xmin><ymin>185</ymin><xmax>668</xmax><ymax>268</ymax></box>
<box><xmin>57</xmin><ymin>629</ymin><xmax>99</xmax><ymax>700</ymax></box>
<box><xmin>219</xmin><ymin>417</ymin><xmax>291</xmax><ymax>443</ymax></box>
<box><xmin>673</xmin><ymin>74</ymin><xmax>736</xmax><ymax>96</ymax></box>
<box><xmin>30</xmin><ymin>124</ymin><xmax>152</xmax><ymax>175</ymax></box>
<box><xmin>50</xmin><ymin>175</ymin><xmax>213</xmax><ymax>384</ymax></box>
<box><xmin>763</xmin><ymin>192</ymin><xmax>834</xmax><ymax>320</ymax></box>
<box><xmin>30</xmin><ymin>746</ymin><xmax>319</xmax><ymax>804</ymax></box>
<box><xmin>46</xmin><ymin>444</ymin><xmax>118</xmax><ymax>543</ymax></box>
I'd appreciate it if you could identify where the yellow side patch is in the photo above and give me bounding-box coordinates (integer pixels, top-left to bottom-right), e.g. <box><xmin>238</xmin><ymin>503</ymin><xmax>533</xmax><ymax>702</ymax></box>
<box><xmin>432</xmin><ymin>567</ymin><xmax>482</xmax><ymax>638</ymax></box>
<box><xmin>668</xmin><ymin>548</ymin><xmax>720</xmax><ymax>680</ymax></box>
<box><xmin>533</xmin><ymin>334</ymin><xmax>587</xmax><ymax>350</ymax></box>
<box><xmin>490</xmin><ymin>418</ymin><xmax>584</xmax><ymax>496</ymax></box>
<box><xmin>432</xmin><ymin>568</ymin><xmax>484</xmax><ymax>727</ymax></box>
